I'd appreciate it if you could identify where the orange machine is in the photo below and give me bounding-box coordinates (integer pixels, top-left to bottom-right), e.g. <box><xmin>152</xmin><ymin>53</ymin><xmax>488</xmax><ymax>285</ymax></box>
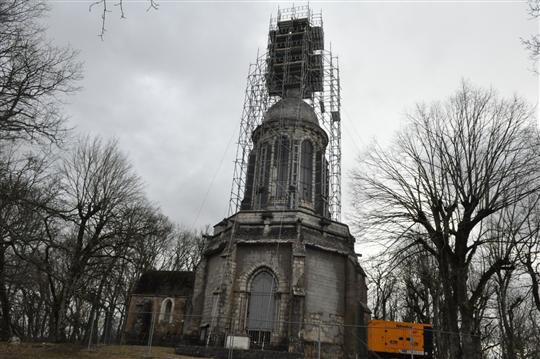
<box><xmin>368</xmin><ymin>320</ymin><xmax>433</xmax><ymax>358</ymax></box>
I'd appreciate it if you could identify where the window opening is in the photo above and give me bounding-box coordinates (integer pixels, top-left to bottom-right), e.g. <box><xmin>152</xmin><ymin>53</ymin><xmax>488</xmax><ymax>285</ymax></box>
<box><xmin>255</xmin><ymin>143</ymin><xmax>272</xmax><ymax>208</ymax></box>
<box><xmin>159</xmin><ymin>298</ymin><xmax>174</xmax><ymax>323</ymax></box>
<box><xmin>275</xmin><ymin>136</ymin><xmax>290</xmax><ymax>201</ymax></box>
<box><xmin>300</xmin><ymin>140</ymin><xmax>313</xmax><ymax>203</ymax></box>
<box><xmin>247</xmin><ymin>271</ymin><xmax>276</xmax><ymax>348</ymax></box>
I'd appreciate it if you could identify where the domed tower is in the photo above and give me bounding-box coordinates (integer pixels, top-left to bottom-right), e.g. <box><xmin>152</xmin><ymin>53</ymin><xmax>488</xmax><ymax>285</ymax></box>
<box><xmin>241</xmin><ymin>93</ymin><xmax>330</xmax><ymax>217</ymax></box>
<box><xmin>183</xmin><ymin>6</ymin><xmax>369</xmax><ymax>359</ymax></box>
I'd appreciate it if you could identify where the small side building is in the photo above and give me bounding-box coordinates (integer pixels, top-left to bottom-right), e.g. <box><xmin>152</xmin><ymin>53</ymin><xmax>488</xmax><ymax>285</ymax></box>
<box><xmin>123</xmin><ymin>271</ymin><xmax>194</xmax><ymax>345</ymax></box>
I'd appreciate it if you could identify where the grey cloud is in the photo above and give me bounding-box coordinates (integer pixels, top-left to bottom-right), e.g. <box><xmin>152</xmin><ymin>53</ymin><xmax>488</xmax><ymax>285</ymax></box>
<box><xmin>46</xmin><ymin>2</ymin><xmax>538</xmax><ymax>230</ymax></box>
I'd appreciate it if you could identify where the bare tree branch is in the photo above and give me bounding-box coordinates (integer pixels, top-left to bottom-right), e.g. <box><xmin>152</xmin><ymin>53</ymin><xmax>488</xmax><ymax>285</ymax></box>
<box><xmin>89</xmin><ymin>0</ymin><xmax>159</xmax><ymax>39</ymax></box>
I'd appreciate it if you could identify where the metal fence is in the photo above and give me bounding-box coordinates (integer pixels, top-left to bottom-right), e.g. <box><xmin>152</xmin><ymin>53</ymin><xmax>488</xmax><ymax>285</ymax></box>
<box><xmin>0</xmin><ymin>311</ymin><xmax>506</xmax><ymax>358</ymax></box>
<box><xmin>117</xmin><ymin>312</ymin><xmax>439</xmax><ymax>359</ymax></box>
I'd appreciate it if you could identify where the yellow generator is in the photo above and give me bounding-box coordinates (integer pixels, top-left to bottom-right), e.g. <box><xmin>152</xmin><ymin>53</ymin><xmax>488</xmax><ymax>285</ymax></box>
<box><xmin>368</xmin><ymin>320</ymin><xmax>433</xmax><ymax>358</ymax></box>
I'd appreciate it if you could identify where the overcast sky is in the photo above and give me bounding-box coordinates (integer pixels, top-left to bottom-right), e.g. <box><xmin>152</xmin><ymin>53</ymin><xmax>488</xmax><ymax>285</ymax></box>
<box><xmin>46</xmin><ymin>1</ymin><xmax>538</xmax><ymax>233</ymax></box>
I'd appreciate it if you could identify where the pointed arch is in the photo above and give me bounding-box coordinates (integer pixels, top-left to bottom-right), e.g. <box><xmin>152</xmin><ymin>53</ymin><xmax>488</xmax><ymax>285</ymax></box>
<box><xmin>274</xmin><ymin>135</ymin><xmax>290</xmax><ymax>201</ymax></box>
<box><xmin>242</xmin><ymin>152</ymin><xmax>256</xmax><ymax>209</ymax></box>
<box><xmin>159</xmin><ymin>298</ymin><xmax>174</xmax><ymax>323</ymax></box>
<box><xmin>256</xmin><ymin>142</ymin><xmax>272</xmax><ymax>208</ymax></box>
<box><xmin>246</xmin><ymin>268</ymin><xmax>277</xmax><ymax>347</ymax></box>
<box><xmin>300</xmin><ymin>139</ymin><xmax>313</xmax><ymax>203</ymax></box>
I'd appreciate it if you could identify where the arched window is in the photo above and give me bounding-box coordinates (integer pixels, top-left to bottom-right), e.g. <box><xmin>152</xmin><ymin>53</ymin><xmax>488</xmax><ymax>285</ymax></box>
<box><xmin>300</xmin><ymin>140</ymin><xmax>313</xmax><ymax>203</ymax></box>
<box><xmin>247</xmin><ymin>270</ymin><xmax>276</xmax><ymax>347</ymax></box>
<box><xmin>256</xmin><ymin>143</ymin><xmax>272</xmax><ymax>208</ymax></box>
<box><xmin>314</xmin><ymin>150</ymin><xmax>325</xmax><ymax>215</ymax></box>
<box><xmin>274</xmin><ymin>136</ymin><xmax>289</xmax><ymax>201</ymax></box>
<box><xmin>159</xmin><ymin>298</ymin><xmax>174</xmax><ymax>323</ymax></box>
<box><xmin>242</xmin><ymin>152</ymin><xmax>256</xmax><ymax>209</ymax></box>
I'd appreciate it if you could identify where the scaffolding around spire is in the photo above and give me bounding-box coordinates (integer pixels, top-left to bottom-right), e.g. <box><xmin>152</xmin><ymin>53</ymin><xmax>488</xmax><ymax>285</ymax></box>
<box><xmin>228</xmin><ymin>5</ymin><xmax>342</xmax><ymax>221</ymax></box>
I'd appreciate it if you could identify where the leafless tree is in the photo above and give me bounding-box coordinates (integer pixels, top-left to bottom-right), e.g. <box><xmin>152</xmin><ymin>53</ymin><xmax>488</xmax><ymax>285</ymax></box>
<box><xmin>352</xmin><ymin>82</ymin><xmax>540</xmax><ymax>359</ymax></box>
<box><xmin>44</xmin><ymin>136</ymin><xmax>143</xmax><ymax>340</ymax></box>
<box><xmin>0</xmin><ymin>145</ymin><xmax>54</xmax><ymax>339</ymax></box>
<box><xmin>366</xmin><ymin>248</ymin><xmax>451</xmax><ymax>357</ymax></box>
<box><xmin>0</xmin><ymin>0</ymin><xmax>81</xmax><ymax>144</ymax></box>
<box><xmin>492</xmin><ymin>214</ymin><xmax>540</xmax><ymax>359</ymax></box>
<box><xmin>518</xmin><ymin>195</ymin><xmax>540</xmax><ymax>315</ymax></box>
<box><xmin>495</xmin><ymin>268</ymin><xmax>527</xmax><ymax>359</ymax></box>
<box><xmin>164</xmin><ymin>226</ymin><xmax>206</xmax><ymax>272</ymax></box>
<box><xmin>366</xmin><ymin>261</ymin><xmax>399</xmax><ymax>321</ymax></box>
<box><xmin>0</xmin><ymin>133</ymin><xmax>193</xmax><ymax>343</ymax></box>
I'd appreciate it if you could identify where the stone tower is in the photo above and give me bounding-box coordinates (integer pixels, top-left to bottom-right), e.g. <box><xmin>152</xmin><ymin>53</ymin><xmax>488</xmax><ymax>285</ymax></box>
<box><xmin>241</xmin><ymin>91</ymin><xmax>330</xmax><ymax>217</ymax></box>
<box><xmin>184</xmin><ymin>6</ymin><xmax>369</xmax><ymax>358</ymax></box>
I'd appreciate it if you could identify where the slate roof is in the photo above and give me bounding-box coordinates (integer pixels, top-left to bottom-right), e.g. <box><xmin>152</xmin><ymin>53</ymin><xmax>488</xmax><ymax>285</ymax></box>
<box><xmin>132</xmin><ymin>270</ymin><xmax>195</xmax><ymax>296</ymax></box>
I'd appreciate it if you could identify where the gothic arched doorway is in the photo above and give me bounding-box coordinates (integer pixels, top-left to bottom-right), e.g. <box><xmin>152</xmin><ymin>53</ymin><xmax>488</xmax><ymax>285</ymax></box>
<box><xmin>246</xmin><ymin>270</ymin><xmax>276</xmax><ymax>348</ymax></box>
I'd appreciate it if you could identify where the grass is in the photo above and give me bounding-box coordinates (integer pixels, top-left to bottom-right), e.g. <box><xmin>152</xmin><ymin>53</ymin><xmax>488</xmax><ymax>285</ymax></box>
<box><xmin>0</xmin><ymin>342</ymin><xmax>207</xmax><ymax>359</ymax></box>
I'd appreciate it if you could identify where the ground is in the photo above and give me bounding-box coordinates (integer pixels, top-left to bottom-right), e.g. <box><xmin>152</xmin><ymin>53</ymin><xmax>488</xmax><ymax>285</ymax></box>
<box><xmin>0</xmin><ymin>342</ymin><xmax>206</xmax><ymax>359</ymax></box>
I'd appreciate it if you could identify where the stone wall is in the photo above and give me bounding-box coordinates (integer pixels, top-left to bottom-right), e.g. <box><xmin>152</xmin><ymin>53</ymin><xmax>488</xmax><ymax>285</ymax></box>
<box><xmin>230</xmin><ymin>243</ymin><xmax>292</xmax><ymax>346</ymax></box>
<box><xmin>183</xmin><ymin>259</ymin><xmax>207</xmax><ymax>336</ymax></box>
<box><xmin>124</xmin><ymin>295</ymin><xmax>190</xmax><ymax>345</ymax></box>
<box><xmin>186</xmin><ymin>209</ymin><xmax>369</xmax><ymax>357</ymax></box>
<box><xmin>304</xmin><ymin>247</ymin><xmax>345</xmax><ymax>344</ymax></box>
<box><xmin>201</xmin><ymin>254</ymin><xmax>225</xmax><ymax>326</ymax></box>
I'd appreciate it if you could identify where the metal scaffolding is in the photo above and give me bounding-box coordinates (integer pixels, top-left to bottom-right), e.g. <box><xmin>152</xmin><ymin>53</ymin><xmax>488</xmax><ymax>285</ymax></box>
<box><xmin>228</xmin><ymin>5</ymin><xmax>342</xmax><ymax>221</ymax></box>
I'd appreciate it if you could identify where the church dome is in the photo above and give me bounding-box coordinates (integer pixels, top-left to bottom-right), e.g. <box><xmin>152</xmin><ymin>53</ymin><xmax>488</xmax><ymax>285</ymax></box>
<box><xmin>264</xmin><ymin>97</ymin><xmax>318</xmax><ymax>124</ymax></box>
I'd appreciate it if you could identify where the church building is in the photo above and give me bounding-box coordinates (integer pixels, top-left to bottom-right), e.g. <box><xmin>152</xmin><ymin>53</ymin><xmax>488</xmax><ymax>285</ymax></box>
<box><xmin>125</xmin><ymin>5</ymin><xmax>369</xmax><ymax>358</ymax></box>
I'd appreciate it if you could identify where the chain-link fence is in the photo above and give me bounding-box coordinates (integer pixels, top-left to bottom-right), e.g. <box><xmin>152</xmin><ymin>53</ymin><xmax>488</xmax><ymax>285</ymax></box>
<box><xmin>0</xmin><ymin>310</ymin><xmax>475</xmax><ymax>359</ymax></box>
<box><xmin>117</xmin><ymin>312</ymin><xmax>453</xmax><ymax>359</ymax></box>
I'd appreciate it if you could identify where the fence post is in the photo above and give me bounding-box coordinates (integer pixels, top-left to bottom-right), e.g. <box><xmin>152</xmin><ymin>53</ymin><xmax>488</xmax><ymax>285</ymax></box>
<box><xmin>410</xmin><ymin>326</ymin><xmax>413</xmax><ymax>359</ymax></box>
<box><xmin>87</xmin><ymin>312</ymin><xmax>95</xmax><ymax>351</ymax></box>
<box><xmin>146</xmin><ymin>310</ymin><xmax>157</xmax><ymax>358</ymax></box>
<box><xmin>227</xmin><ymin>318</ymin><xmax>234</xmax><ymax>359</ymax></box>
<box><xmin>317</xmin><ymin>323</ymin><xmax>321</xmax><ymax>359</ymax></box>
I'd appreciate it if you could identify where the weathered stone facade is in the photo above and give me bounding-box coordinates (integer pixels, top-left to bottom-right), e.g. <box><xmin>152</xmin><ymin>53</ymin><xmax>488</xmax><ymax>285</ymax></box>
<box><xmin>183</xmin><ymin>95</ymin><xmax>370</xmax><ymax>358</ymax></box>
<box><xmin>124</xmin><ymin>271</ymin><xmax>194</xmax><ymax>345</ymax></box>
<box><xmin>184</xmin><ymin>209</ymin><xmax>369</xmax><ymax>358</ymax></box>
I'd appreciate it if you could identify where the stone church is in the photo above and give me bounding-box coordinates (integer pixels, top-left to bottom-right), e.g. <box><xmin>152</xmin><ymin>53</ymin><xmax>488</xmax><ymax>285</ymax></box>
<box><xmin>124</xmin><ymin>6</ymin><xmax>369</xmax><ymax>358</ymax></box>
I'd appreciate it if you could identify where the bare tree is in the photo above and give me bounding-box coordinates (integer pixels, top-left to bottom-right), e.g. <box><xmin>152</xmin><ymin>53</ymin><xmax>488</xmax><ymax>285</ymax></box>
<box><xmin>519</xmin><ymin>196</ymin><xmax>540</xmax><ymax>314</ymax></box>
<box><xmin>0</xmin><ymin>133</ymin><xmax>191</xmax><ymax>343</ymax></box>
<box><xmin>366</xmin><ymin>261</ymin><xmax>399</xmax><ymax>321</ymax></box>
<box><xmin>45</xmin><ymin>136</ymin><xmax>142</xmax><ymax>341</ymax></box>
<box><xmin>164</xmin><ymin>226</ymin><xmax>206</xmax><ymax>272</ymax></box>
<box><xmin>366</xmin><ymin>248</ymin><xmax>452</xmax><ymax>357</ymax></box>
<box><xmin>0</xmin><ymin>0</ymin><xmax>81</xmax><ymax>144</ymax></box>
<box><xmin>493</xmin><ymin>227</ymin><xmax>540</xmax><ymax>359</ymax></box>
<box><xmin>352</xmin><ymin>82</ymin><xmax>540</xmax><ymax>359</ymax></box>
<box><xmin>0</xmin><ymin>146</ymin><xmax>54</xmax><ymax>339</ymax></box>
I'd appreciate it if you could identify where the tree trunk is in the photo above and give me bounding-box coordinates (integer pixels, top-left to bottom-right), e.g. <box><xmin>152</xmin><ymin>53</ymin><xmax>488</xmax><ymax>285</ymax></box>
<box><xmin>439</xmin><ymin>251</ymin><xmax>462</xmax><ymax>358</ymax></box>
<box><xmin>54</xmin><ymin>258</ymin><xmax>87</xmax><ymax>342</ymax></box>
<box><xmin>101</xmin><ymin>305</ymin><xmax>115</xmax><ymax>344</ymax></box>
<box><xmin>456</xmin><ymin>263</ymin><xmax>483</xmax><ymax>359</ymax></box>
<box><xmin>117</xmin><ymin>298</ymin><xmax>129</xmax><ymax>343</ymax></box>
<box><xmin>460</xmin><ymin>310</ymin><xmax>475</xmax><ymax>359</ymax></box>
<box><xmin>50</xmin><ymin>282</ymin><xmax>74</xmax><ymax>342</ymax></box>
<box><xmin>0</xmin><ymin>243</ymin><xmax>13</xmax><ymax>340</ymax></box>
